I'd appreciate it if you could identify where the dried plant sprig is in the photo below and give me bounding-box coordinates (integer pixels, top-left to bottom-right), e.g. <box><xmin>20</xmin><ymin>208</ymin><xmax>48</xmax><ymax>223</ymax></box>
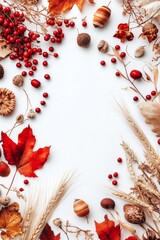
<box><xmin>144</xmin><ymin>153</ymin><xmax>160</xmax><ymax>183</ymax></box>
<box><xmin>29</xmin><ymin>173</ymin><xmax>73</xmax><ymax>240</ymax></box>
<box><xmin>20</xmin><ymin>207</ymin><xmax>32</xmax><ymax>240</ymax></box>
<box><xmin>135</xmin><ymin>181</ymin><xmax>160</xmax><ymax>198</ymax></box>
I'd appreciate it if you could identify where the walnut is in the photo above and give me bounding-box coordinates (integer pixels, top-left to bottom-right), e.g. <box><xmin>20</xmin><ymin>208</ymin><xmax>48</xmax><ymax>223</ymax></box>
<box><xmin>77</xmin><ymin>33</ymin><xmax>91</xmax><ymax>48</ymax></box>
<box><xmin>0</xmin><ymin>88</ymin><xmax>16</xmax><ymax>116</ymax></box>
<box><xmin>123</xmin><ymin>204</ymin><xmax>146</xmax><ymax>224</ymax></box>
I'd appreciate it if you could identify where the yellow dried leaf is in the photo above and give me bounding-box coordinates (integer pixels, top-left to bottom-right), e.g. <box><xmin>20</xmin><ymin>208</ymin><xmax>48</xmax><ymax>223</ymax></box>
<box><xmin>139</xmin><ymin>101</ymin><xmax>160</xmax><ymax>137</ymax></box>
<box><xmin>0</xmin><ymin>202</ymin><xmax>22</xmax><ymax>239</ymax></box>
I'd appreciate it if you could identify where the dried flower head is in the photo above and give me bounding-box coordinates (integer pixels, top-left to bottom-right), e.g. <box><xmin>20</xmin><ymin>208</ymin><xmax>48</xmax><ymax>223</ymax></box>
<box><xmin>27</xmin><ymin>109</ymin><xmax>36</xmax><ymax>119</ymax></box>
<box><xmin>53</xmin><ymin>218</ymin><xmax>62</xmax><ymax>227</ymax></box>
<box><xmin>0</xmin><ymin>88</ymin><xmax>16</xmax><ymax>116</ymax></box>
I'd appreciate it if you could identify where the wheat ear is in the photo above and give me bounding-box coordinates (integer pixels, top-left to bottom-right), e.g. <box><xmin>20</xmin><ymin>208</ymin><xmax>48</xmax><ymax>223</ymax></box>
<box><xmin>20</xmin><ymin>207</ymin><xmax>32</xmax><ymax>240</ymax></box>
<box><xmin>136</xmin><ymin>181</ymin><xmax>160</xmax><ymax>198</ymax></box>
<box><xmin>29</xmin><ymin>175</ymin><xmax>72</xmax><ymax>240</ymax></box>
<box><xmin>121</xmin><ymin>141</ymin><xmax>137</xmax><ymax>181</ymax></box>
<box><xmin>144</xmin><ymin>153</ymin><xmax>160</xmax><ymax>183</ymax></box>
<box><xmin>120</xmin><ymin>104</ymin><xmax>160</xmax><ymax>165</ymax></box>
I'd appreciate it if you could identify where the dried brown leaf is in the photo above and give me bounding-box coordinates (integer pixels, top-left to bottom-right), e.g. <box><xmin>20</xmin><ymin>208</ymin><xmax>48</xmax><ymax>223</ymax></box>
<box><xmin>143</xmin><ymin>71</ymin><xmax>152</xmax><ymax>81</ymax></box>
<box><xmin>139</xmin><ymin>101</ymin><xmax>160</xmax><ymax>137</ymax></box>
<box><xmin>153</xmin><ymin>66</ymin><xmax>159</xmax><ymax>91</ymax></box>
<box><xmin>0</xmin><ymin>39</ymin><xmax>12</xmax><ymax>60</ymax></box>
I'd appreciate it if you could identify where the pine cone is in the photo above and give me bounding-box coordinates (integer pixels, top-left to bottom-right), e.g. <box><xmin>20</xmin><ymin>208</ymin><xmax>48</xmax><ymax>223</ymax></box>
<box><xmin>0</xmin><ymin>88</ymin><xmax>16</xmax><ymax>116</ymax></box>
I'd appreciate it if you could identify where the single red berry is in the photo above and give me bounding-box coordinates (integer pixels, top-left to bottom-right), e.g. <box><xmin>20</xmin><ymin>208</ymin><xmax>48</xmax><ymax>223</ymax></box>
<box><xmin>43</xmin><ymin>92</ymin><xmax>48</xmax><ymax>98</ymax></box>
<box><xmin>115</xmin><ymin>45</ymin><xmax>120</xmax><ymax>50</ymax></box>
<box><xmin>24</xmin><ymin>179</ymin><xmax>29</xmax><ymax>185</ymax></box>
<box><xmin>112</xmin><ymin>180</ymin><xmax>118</xmax><ymax>186</ymax></box>
<box><xmin>146</xmin><ymin>94</ymin><xmax>151</xmax><ymax>100</ymax></box>
<box><xmin>133</xmin><ymin>96</ymin><xmax>139</xmax><ymax>101</ymax></box>
<box><xmin>44</xmin><ymin>74</ymin><xmax>50</xmax><ymax>80</ymax></box>
<box><xmin>22</xmin><ymin>71</ymin><xmax>27</xmax><ymax>77</ymax></box>
<box><xmin>31</xmin><ymin>79</ymin><xmax>41</xmax><ymax>88</ymax></box>
<box><xmin>43</xmin><ymin>61</ymin><xmax>48</xmax><ymax>66</ymax></box>
<box><xmin>51</xmin><ymin>37</ymin><xmax>55</xmax><ymax>43</ymax></box>
<box><xmin>44</xmin><ymin>34</ymin><xmax>50</xmax><ymax>41</ymax></box>
<box><xmin>100</xmin><ymin>60</ymin><xmax>106</xmax><ymax>66</ymax></box>
<box><xmin>108</xmin><ymin>174</ymin><xmax>112</xmax><ymax>179</ymax></box>
<box><xmin>64</xmin><ymin>19</ymin><xmax>69</xmax><ymax>24</ymax></box>
<box><xmin>28</xmin><ymin>70</ymin><xmax>34</xmax><ymax>76</ymax></box>
<box><xmin>49</xmin><ymin>46</ymin><xmax>54</xmax><ymax>52</ymax></box>
<box><xmin>32</xmin><ymin>66</ymin><xmax>37</xmax><ymax>71</ymax></box>
<box><xmin>69</xmin><ymin>21</ymin><xmax>75</xmax><ymax>27</ymax></box>
<box><xmin>53</xmin><ymin>53</ymin><xmax>58</xmax><ymax>58</ymax></box>
<box><xmin>130</xmin><ymin>70</ymin><xmax>142</xmax><ymax>80</ymax></box>
<box><xmin>111</xmin><ymin>58</ymin><xmax>116</xmax><ymax>63</ymax></box>
<box><xmin>113</xmin><ymin>172</ymin><xmax>118</xmax><ymax>177</ymax></box>
<box><xmin>19</xmin><ymin>188</ymin><xmax>24</xmax><ymax>192</ymax></box>
<box><xmin>115</xmin><ymin>71</ymin><xmax>120</xmax><ymax>76</ymax></box>
<box><xmin>43</xmin><ymin>52</ymin><xmax>49</xmax><ymax>58</ymax></box>
<box><xmin>120</xmin><ymin>52</ymin><xmax>126</xmax><ymax>58</ymax></box>
<box><xmin>158</xmin><ymin>139</ymin><xmax>160</xmax><ymax>145</ymax></box>
<box><xmin>35</xmin><ymin>107</ymin><xmax>41</xmax><ymax>113</ymax></box>
<box><xmin>57</xmin><ymin>21</ymin><xmax>62</xmax><ymax>26</ymax></box>
<box><xmin>40</xmin><ymin>100</ymin><xmax>46</xmax><ymax>105</ymax></box>
<box><xmin>117</xmin><ymin>157</ymin><xmax>122</xmax><ymax>163</ymax></box>
<box><xmin>33</xmin><ymin>59</ymin><xmax>38</xmax><ymax>65</ymax></box>
<box><xmin>151</xmin><ymin>90</ymin><xmax>156</xmax><ymax>96</ymax></box>
<box><xmin>16</xmin><ymin>62</ymin><xmax>22</xmax><ymax>68</ymax></box>
<box><xmin>82</xmin><ymin>21</ymin><xmax>87</xmax><ymax>27</ymax></box>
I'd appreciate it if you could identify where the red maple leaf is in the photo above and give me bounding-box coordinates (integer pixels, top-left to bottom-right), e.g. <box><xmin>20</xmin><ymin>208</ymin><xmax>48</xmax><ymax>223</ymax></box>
<box><xmin>95</xmin><ymin>215</ymin><xmax>121</xmax><ymax>240</ymax></box>
<box><xmin>126</xmin><ymin>237</ymin><xmax>139</xmax><ymax>240</ymax></box>
<box><xmin>1</xmin><ymin>125</ymin><xmax>50</xmax><ymax>177</ymax></box>
<box><xmin>40</xmin><ymin>223</ymin><xmax>60</xmax><ymax>240</ymax></box>
<box><xmin>113</xmin><ymin>23</ymin><xmax>134</xmax><ymax>42</ymax></box>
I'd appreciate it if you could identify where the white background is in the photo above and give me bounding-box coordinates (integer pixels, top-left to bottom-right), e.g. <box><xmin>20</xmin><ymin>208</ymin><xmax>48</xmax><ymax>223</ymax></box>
<box><xmin>0</xmin><ymin>0</ymin><xmax>159</xmax><ymax>239</ymax></box>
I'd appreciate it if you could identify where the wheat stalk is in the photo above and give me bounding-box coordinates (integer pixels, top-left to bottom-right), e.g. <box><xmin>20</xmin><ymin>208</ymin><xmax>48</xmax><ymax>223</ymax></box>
<box><xmin>118</xmin><ymin>104</ymin><xmax>160</xmax><ymax>165</ymax></box>
<box><xmin>112</xmin><ymin>189</ymin><xmax>153</xmax><ymax>212</ymax></box>
<box><xmin>144</xmin><ymin>153</ymin><xmax>160</xmax><ymax>183</ymax></box>
<box><xmin>20</xmin><ymin>207</ymin><xmax>32</xmax><ymax>240</ymax></box>
<box><xmin>136</xmin><ymin>181</ymin><xmax>160</xmax><ymax>198</ymax></box>
<box><xmin>29</xmin><ymin>174</ymin><xmax>72</xmax><ymax>240</ymax></box>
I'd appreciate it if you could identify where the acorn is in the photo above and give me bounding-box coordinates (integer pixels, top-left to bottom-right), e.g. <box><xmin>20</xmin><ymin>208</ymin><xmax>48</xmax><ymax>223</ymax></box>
<box><xmin>100</xmin><ymin>198</ymin><xmax>115</xmax><ymax>209</ymax></box>
<box><xmin>123</xmin><ymin>204</ymin><xmax>146</xmax><ymax>224</ymax></box>
<box><xmin>0</xmin><ymin>161</ymin><xmax>10</xmax><ymax>177</ymax></box>
<box><xmin>73</xmin><ymin>199</ymin><xmax>90</xmax><ymax>217</ymax></box>
<box><xmin>93</xmin><ymin>6</ymin><xmax>111</xmax><ymax>28</ymax></box>
<box><xmin>0</xmin><ymin>64</ymin><xmax>4</xmax><ymax>79</ymax></box>
<box><xmin>77</xmin><ymin>33</ymin><xmax>91</xmax><ymax>48</ymax></box>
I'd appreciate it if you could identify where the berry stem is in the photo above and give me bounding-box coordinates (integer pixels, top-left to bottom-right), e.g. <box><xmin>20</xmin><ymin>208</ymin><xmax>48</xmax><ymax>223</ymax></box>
<box><xmin>6</xmin><ymin>169</ymin><xmax>17</xmax><ymax>195</ymax></box>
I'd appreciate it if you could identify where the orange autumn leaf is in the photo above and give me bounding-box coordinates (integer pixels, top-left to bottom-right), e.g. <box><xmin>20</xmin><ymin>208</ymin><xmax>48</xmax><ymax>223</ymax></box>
<box><xmin>0</xmin><ymin>202</ymin><xmax>22</xmax><ymax>240</ymax></box>
<box><xmin>95</xmin><ymin>215</ymin><xmax>121</xmax><ymax>240</ymax></box>
<box><xmin>48</xmin><ymin>0</ymin><xmax>93</xmax><ymax>15</ymax></box>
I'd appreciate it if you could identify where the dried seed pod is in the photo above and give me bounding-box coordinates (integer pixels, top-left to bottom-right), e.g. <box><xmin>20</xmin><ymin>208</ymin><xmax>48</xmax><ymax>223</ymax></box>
<box><xmin>100</xmin><ymin>198</ymin><xmax>115</xmax><ymax>209</ymax></box>
<box><xmin>0</xmin><ymin>64</ymin><xmax>4</xmax><ymax>79</ymax></box>
<box><xmin>53</xmin><ymin>218</ymin><xmax>62</xmax><ymax>227</ymax></box>
<box><xmin>0</xmin><ymin>88</ymin><xmax>16</xmax><ymax>116</ymax></box>
<box><xmin>93</xmin><ymin>6</ymin><xmax>111</xmax><ymax>28</ymax></box>
<box><xmin>134</xmin><ymin>46</ymin><xmax>145</xmax><ymax>58</ymax></box>
<box><xmin>98</xmin><ymin>40</ymin><xmax>109</xmax><ymax>53</ymax></box>
<box><xmin>140</xmin><ymin>22</ymin><xmax>158</xmax><ymax>43</ymax></box>
<box><xmin>16</xmin><ymin>114</ymin><xmax>24</xmax><ymax>124</ymax></box>
<box><xmin>77</xmin><ymin>33</ymin><xmax>91</xmax><ymax>48</ymax></box>
<box><xmin>0</xmin><ymin>196</ymin><xmax>10</xmax><ymax>206</ymax></box>
<box><xmin>27</xmin><ymin>109</ymin><xmax>36</xmax><ymax>119</ymax></box>
<box><xmin>73</xmin><ymin>199</ymin><xmax>90</xmax><ymax>217</ymax></box>
<box><xmin>123</xmin><ymin>204</ymin><xmax>146</xmax><ymax>224</ymax></box>
<box><xmin>13</xmin><ymin>75</ymin><xmax>24</xmax><ymax>87</ymax></box>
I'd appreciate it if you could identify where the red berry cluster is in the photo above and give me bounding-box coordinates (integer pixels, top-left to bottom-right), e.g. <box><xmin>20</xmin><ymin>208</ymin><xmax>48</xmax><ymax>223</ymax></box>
<box><xmin>44</xmin><ymin>27</ymin><xmax>65</xmax><ymax>44</ymax></box>
<box><xmin>46</xmin><ymin>17</ymin><xmax>75</xmax><ymax>28</ymax></box>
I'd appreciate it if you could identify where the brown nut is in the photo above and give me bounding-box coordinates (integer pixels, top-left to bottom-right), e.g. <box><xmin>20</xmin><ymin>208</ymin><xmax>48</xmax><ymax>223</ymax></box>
<box><xmin>123</xmin><ymin>204</ymin><xmax>146</xmax><ymax>224</ymax></box>
<box><xmin>73</xmin><ymin>199</ymin><xmax>90</xmax><ymax>217</ymax></box>
<box><xmin>77</xmin><ymin>33</ymin><xmax>91</xmax><ymax>48</ymax></box>
<box><xmin>100</xmin><ymin>198</ymin><xmax>115</xmax><ymax>209</ymax></box>
<box><xmin>98</xmin><ymin>40</ymin><xmax>109</xmax><ymax>53</ymax></box>
<box><xmin>0</xmin><ymin>196</ymin><xmax>10</xmax><ymax>206</ymax></box>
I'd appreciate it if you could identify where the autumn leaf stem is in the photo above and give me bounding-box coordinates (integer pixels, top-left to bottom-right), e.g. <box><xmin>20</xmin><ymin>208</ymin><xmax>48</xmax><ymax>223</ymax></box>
<box><xmin>60</xmin><ymin>226</ymin><xmax>70</xmax><ymax>240</ymax></box>
<box><xmin>6</xmin><ymin>169</ymin><xmax>18</xmax><ymax>195</ymax></box>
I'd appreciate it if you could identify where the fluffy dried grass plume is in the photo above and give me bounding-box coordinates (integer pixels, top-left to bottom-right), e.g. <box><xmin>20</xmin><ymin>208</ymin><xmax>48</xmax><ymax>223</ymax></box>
<box><xmin>20</xmin><ymin>172</ymin><xmax>74</xmax><ymax>240</ymax></box>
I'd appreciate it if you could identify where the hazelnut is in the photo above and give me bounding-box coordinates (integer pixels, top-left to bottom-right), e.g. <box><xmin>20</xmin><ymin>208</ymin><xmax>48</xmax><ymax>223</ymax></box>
<box><xmin>100</xmin><ymin>198</ymin><xmax>115</xmax><ymax>209</ymax></box>
<box><xmin>0</xmin><ymin>196</ymin><xmax>10</xmax><ymax>206</ymax></box>
<box><xmin>77</xmin><ymin>33</ymin><xmax>91</xmax><ymax>48</ymax></box>
<box><xmin>123</xmin><ymin>204</ymin><xmax>146</xmax><ymax>224</ymax></box>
